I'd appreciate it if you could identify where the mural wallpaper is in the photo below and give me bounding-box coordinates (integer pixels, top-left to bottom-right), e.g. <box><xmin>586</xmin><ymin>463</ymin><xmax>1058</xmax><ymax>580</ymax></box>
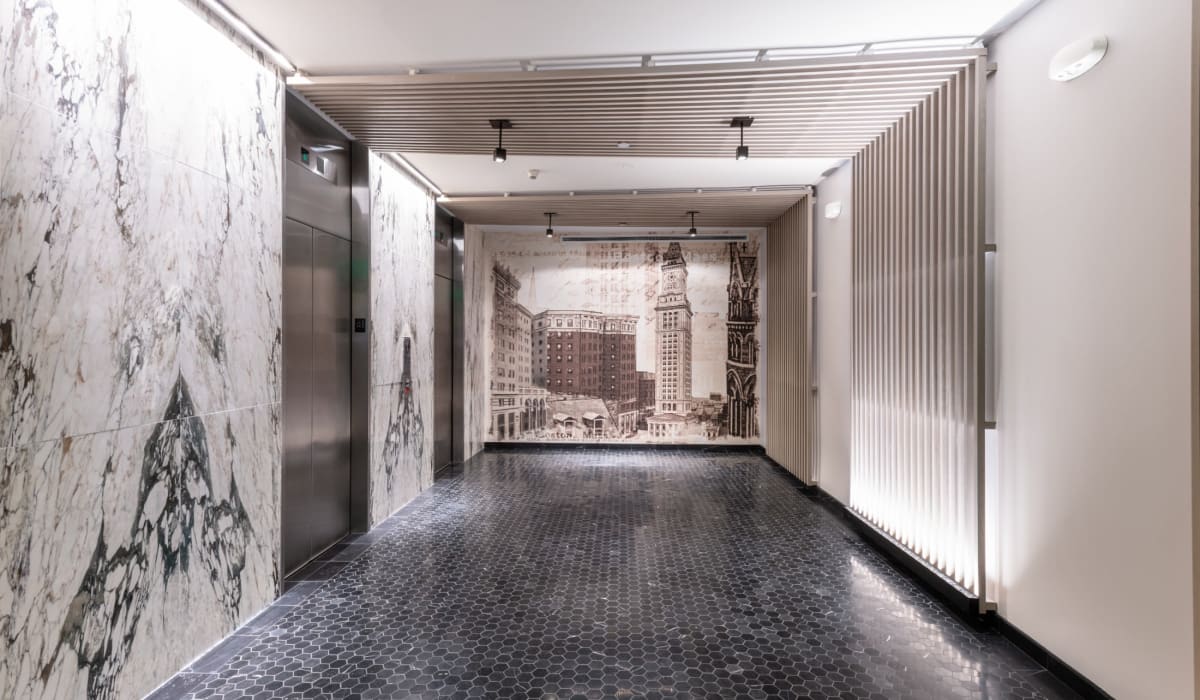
<box><xmin>0</xmin><ymin>0</ymin><xmax>282</xmax><ymax>697</ymax></box>
<box><xmin>368</xmin><ymin>154</ymin><xmax>435</xmax><ymax>525</ymax></box>
<box><xmin>485</xmin><ymin>234</ymin><xmax>764</xmax><ymax>444</ymax></box>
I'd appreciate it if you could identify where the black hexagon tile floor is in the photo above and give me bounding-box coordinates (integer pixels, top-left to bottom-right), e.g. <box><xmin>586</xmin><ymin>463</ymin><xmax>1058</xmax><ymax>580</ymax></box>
<box><xmin>149</xmin><ymin>449</ymin><xmax>1077</xmax><ymax>700</ymax></box>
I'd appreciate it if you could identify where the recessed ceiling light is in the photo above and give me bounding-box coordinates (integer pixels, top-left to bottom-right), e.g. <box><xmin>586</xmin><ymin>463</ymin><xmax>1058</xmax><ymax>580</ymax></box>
<box><xmin>616</xmin><ymin>142</ymin><xmax>632</xmax><ymax>149</ymax></box>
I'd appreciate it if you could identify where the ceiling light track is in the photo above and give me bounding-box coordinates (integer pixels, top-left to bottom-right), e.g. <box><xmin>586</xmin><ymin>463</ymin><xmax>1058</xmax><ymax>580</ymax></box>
<box><xmin>442</xmin><ymin>184</ymin><xmax>811</xmax><ymax>199</ymax></box>
<box><xmin>385</xmin><ymin>37</ymin><xmax>983</xmax><ymax>76</ymax></box>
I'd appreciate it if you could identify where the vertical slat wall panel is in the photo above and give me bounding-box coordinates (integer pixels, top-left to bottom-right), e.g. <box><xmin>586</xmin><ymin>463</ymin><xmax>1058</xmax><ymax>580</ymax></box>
<box><xmin>766</xmin><ymin>197</ymin><xmax>815</xmax><ymax>482</ymax></box>
<box><xmin>850</xmin><ymin>59</ymin><xmax>986</xmax><ymax>596</ymax></box>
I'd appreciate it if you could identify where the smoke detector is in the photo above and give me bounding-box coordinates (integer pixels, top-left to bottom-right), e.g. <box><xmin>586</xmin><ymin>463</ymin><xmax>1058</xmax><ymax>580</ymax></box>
<box><xmin>527</xmin><ymin>169</ymin><xmax>540</xmax><ymax>180</ymax></box>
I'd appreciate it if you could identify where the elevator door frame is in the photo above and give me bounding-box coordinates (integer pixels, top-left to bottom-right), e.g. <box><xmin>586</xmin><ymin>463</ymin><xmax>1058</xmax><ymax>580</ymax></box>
<box><xmin>281</xmin><ymin>91</ymin><xmax>369</xmax><ymax>581</ymax></box>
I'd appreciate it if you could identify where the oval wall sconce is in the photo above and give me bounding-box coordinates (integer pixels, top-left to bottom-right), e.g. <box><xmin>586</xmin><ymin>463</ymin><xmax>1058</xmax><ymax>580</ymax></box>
<box><xmin>1049</xmin><ymin>36</ymin><xmax>1108</xmax><ymax>82</ymax></box>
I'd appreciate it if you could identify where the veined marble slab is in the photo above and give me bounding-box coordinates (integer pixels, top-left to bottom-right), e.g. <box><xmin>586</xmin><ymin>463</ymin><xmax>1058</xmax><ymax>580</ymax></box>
<box><xmin>1</xmin><ymin>0</ymin><xmax>282</xmax><ymax>449</ymax></box>
<box><xmin>0</xmin><ymin>0</ymin><xmax>284</xmax><ymax>697</ymax></box>
<box><xmin>0</xmin><ymin>397</ymin><xmax>279</xmax><ymax>700</ymax></box>
<box><xmin>462</xmin><ymin>225</ymin><xmax>491</xmax><ymax>459</ymax></box>
<box><xmin>368</xmin><ymin>154</ymin><xmax>435</xmax><ymax>525</ymax></box>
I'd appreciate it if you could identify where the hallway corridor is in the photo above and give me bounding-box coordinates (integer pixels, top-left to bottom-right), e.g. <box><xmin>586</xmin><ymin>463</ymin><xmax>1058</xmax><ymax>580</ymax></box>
<box><xmin>151</xmin><ymin>451</ymin><xmax>1073</xmax><ymax>700</ymax></box>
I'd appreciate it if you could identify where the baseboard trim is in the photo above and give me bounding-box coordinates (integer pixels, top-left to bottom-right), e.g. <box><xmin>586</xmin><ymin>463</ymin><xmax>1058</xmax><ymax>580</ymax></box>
<box><xmin>992</xmin><ymin>616</ymin><xmax>1115</xmax><ymax>699</ymax></box>
<box><xmin>483</xmin><ymin>442</ymin><xmax>766</xmax><ymax>453</ymax></box>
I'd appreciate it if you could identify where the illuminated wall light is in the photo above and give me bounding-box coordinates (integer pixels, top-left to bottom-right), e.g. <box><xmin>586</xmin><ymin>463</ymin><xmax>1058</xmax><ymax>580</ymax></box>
<box><xmin>198</xmin><ymin>0</ymin><xmax>296</xmax><ymax>73</ymax></box>
<box><xmin>1049</xmin><ymin>36</ymin><xmax>1108</xmax><ymax>82</ymax></box>
<box><xmin>385</xmin><ymin>153</ymin><xmax>444</xmax><ymax>197</ymax></box>
<box><xmin>849</xmin><ymin>62</ymin><xmax>985</xmax><ymax>598</ymax></box>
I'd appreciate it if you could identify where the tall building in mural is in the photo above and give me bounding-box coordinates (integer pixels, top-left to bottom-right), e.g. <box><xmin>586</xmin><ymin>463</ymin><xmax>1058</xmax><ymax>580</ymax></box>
<box><xmin>491</xmin><ymin>264</ymin><xmax>535</xmax><ymax>438</ymax></box>
<box><xmin>654</xmin><ymin>242</ymin><xmax>694</xmax><ymax>415</ymax></box>
<box><xmin>726</xmin><ymin>242</ymin><xmax>760</xmax><ymax>438</ymax></box>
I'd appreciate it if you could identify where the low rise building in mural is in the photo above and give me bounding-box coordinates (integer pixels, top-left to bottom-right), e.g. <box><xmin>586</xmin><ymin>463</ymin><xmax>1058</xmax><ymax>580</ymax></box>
<box><xmin>532</xmin><ymin>309</ymin><xmax>637</xmax><ymax>408</ymax></box>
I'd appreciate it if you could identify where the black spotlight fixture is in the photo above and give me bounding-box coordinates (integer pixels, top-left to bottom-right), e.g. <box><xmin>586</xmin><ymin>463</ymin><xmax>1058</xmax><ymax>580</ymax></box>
<box><xmin>730</xmin><ymin>116</ymin><xmax>754</xmax><ymax>160</ymax></box>
<box><xmin>544</xmin><ymin>212</ymin><xmax>556</xmax><ymax>238</ymax></box>
<box><xmin>687</xmin><ymin>210</ymin><xmax>699</xmax><ymax>238</ymax></box>
<box><xmin>490</xmin><ymin>119</ymin><xmax>512</xmax><ymax>162</ymax></box>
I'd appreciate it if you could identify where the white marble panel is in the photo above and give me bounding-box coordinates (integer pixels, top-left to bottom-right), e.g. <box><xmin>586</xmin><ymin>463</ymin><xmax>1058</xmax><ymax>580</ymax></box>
<box><xmin>368</xmin><ymin>154</ymin><xmax>434</xmax><ymax>524</ymax></box>
<box><xmin>0</xmin><ymin>0</ymin><xmax>282</xmax><ymax>449</ymax></box>
<box><xmin>462</xmin><ymin>225</ymin><xmax>491</xmax><ymax>459</ymax></box>
<box><xmin>0</xmin><ymin>1</ymin><xmax>283</xmax><ymax>698</ymax></box>
<box><xmin>0</xmin><ymin>400</ymin><xmax>279</xmax><ymax>700</ymax></box>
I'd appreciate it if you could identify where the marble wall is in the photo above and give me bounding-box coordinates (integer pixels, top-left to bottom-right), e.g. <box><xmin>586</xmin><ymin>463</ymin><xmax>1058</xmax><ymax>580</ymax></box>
<box><xmin>368</xmin><ymin>154</ymin><xmax>435</xmax><ymax>525</ymax></box>
<box><xmin>462</xmin><ymin>225</ymin><xmax>491</xmax><ymax>459</ymax></box>
<box><xmin>0</xmin><ymin>0</ymin><xmax>283</xmax><ymax>697</ymax></box>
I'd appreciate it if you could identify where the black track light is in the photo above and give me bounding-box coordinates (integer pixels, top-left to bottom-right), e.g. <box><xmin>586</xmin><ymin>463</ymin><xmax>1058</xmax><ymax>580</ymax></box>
<box><xmin>490</xmin><ymin>119</ymin><xmax>512</xmax><ymax>163</ymax></box>
<box><xmin>687</xmin><ymin>210</ymin><xmax>699</xmax><ymax>237</ymax></box>
<box><xmin>544</xmin><ymin>212</ymin><xmax>556</xmax><ymax>238</ymax></box>
<box><xmin>731</xmin><ymin>116</ymin><xmax>753</xmax><ymax>160</ymax></box>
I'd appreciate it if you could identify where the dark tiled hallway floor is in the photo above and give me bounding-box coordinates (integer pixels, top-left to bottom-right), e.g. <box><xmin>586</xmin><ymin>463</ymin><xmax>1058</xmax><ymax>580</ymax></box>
<box><xmin>153</xmin><ymin>450</ymin><xmax>1076</xmax><ymax>699</ymax></box>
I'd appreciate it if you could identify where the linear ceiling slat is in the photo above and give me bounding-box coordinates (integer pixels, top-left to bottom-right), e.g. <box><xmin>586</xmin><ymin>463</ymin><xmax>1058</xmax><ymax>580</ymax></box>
<box><xmin>290</xmin><ymin>50</ymin><xmax>977</xmax><ymax>162</ymax></box>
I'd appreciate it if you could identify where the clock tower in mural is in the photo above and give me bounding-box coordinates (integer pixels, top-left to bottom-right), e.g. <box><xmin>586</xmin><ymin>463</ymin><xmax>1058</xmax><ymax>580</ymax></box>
<box><xmin>654</xmin><ymin>242</ymin><xmax>693</xmax><ymax>416</ymax></box>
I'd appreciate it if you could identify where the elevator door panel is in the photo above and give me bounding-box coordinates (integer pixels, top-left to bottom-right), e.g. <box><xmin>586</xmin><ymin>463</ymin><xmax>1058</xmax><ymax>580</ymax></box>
<box><xmin>282</xmin><ymin>219</ymin><xmax>314</xmax><ymax>574</ymax></box>
<box><xmin>310</xmin><ymin>230</ymin><xmax>352</xmax><ymax>555</ymax></box>
<box><xmin>282</xmin><ymin>220</ymin><xmax>351</xmax><ymax>575</ymax></box>
<box><xmin>433</xmin><ymin>274</ymin><xmax>453</xmax><ymax>471</ymax></box>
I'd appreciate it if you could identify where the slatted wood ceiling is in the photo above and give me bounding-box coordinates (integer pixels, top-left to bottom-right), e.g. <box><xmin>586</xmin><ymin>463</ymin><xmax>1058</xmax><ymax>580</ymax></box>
<box><xmin>439</xmin><ymin>189</ymin><xmax>810</xmax><ymax>227</ymax></box>
<box><xmin>290</xmin><ymin>49</ymin><xmax>984</xmax><ymax>159</ymax></box>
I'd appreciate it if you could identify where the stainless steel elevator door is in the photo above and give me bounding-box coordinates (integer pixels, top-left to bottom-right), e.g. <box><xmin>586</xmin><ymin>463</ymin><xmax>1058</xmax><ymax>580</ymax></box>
<box><xmin>433</xmin><ymin>274</ymin><xmax>453</xmax><ymax>471</ymax></box>
<box><xmin>282</xmin><ymin>219</ymin><xmax>352</xmax><ymax>575</ymax></box>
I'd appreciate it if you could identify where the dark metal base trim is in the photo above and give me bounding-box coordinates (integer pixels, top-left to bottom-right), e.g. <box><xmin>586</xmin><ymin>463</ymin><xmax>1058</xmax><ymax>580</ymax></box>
<box><xmin>840</xmin><ymin>507</ymin><xmax>983</xmax><ymax>620</ymax></box>
<box><xmin>484</xmin><ymin>442</ymin><xmax>766</xmax><ymax>453</ymax></box>
<box><xmin>992</xmin><ymin>616</ymin><xmax>1115</xmax><ymax>699</ymax></box>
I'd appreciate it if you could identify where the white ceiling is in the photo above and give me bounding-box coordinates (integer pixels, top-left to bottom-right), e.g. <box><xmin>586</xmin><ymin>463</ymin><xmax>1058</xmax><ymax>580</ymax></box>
<box><xmin>227</xmin><ymin>0</ymin><xmax>1036</xmax><ymax>75</ymax></box>
<box><xmin>240</xmin><ymin>0</ymin><xmax>1030</xmax><ymax>193</ymax></box>
<box><xmin>405</xmin><ymin>154</ymin><xmax>842</xmax><ymax>195</ymax></box>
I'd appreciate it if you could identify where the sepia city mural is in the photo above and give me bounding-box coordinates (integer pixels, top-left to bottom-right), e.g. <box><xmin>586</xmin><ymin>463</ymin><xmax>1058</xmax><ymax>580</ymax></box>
<box><xmin>486</xmin><ymin>234</ymin><xmax>765</xmax><ymax>444</ymax></box>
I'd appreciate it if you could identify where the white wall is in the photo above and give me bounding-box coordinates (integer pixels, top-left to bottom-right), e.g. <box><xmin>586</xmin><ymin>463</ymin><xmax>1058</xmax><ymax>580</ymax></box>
<box><xmin>815</xmin><ymin>164</ymin><xmax>853</xmax><ymax>503</ymax></box>
<box><xmin>991</xmin><ymin>0</ymin><xmax>1195</xmax><ymax>697</ymax></box>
